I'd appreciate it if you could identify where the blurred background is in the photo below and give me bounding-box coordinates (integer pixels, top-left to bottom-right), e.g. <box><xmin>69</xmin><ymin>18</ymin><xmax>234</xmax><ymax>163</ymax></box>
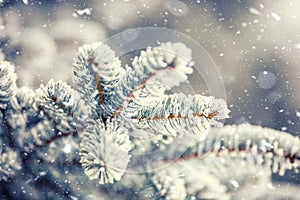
<box><xmin>0</xmin><ymin>0</ymin><xmax>299</xmax><ymax>187</ymax></box>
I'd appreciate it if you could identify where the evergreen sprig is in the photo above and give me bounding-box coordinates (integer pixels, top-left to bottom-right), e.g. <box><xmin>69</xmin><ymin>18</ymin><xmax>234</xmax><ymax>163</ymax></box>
<box><xmin>0</xmin><ymin>61</ymin><xmax>17</xmax><ymax>109</ymax></box>
<box><xmin>0</xmin><ymin>42</ymin><xmax>299</xmax><ymax>199</ymax></box>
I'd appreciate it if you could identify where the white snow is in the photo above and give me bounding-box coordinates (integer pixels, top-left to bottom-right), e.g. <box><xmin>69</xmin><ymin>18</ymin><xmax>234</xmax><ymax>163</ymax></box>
<box><xmin>77</xmin><ymin>8</ymin><xmax>92</xmax><ymax>16</ymax></box>
<box><xmin>271</xmin><ymin>12</ymin><xmax>281</xmax><ymax>21</ymax></box>
<box><xmin>259</xmin><ymin>4</ymin><xmax>264</xmax><ymax>9</ymax></box>
<box><xmin>231</xmin><ymin>180</ymin><xmax>239</xmax><ymax>188</ymax></box>
<box><xmin>63</xmin><ymin>144</ymin><xmax>72</xmax><ymax>154</ymax></box>
<box><xmin>281</xmin><ymin>127</ymin><xmax>287</xmax><ymax>131</ymax></box>
<box><xmin>249</xmin><ymin>7</ymin><xmax>261</xmax><ymax>16</ymax></box>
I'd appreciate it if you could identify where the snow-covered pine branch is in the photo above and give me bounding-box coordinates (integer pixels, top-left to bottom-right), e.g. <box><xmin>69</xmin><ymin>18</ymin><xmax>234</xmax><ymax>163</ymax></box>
<box><xmin>149</xmin><ymin>124</ymin><xmax>300</xmax><ymax>199</ymax></box>
<box><xmin>130</xmin><ymin>93</ymin><xmax>230</xmax><ymax>136</ymax></box>
<box><xmin>14</xmin><ymin>80</ymin><xmax>85</xmax><ymax>152</ymax></box>
<box><xmin>79</xmin><ymin>119</ymin><xmax>131</xmax><ymax>184</ymax></box>
<box><xmin>198</xmin><ymin>124</ymin><xmax>300</xmax><ymax>176</ymax></box>
<box><xmin>73</xmin><ymin>43</ymin><xmax>124</xmax><ymax>119</ymax></box>
<box><xmin>0</xmin><ymin>61</ymin><xmax>17</xmax><ymax>109</ymax></box>
<box><xmin>73</xmin><ymin>42</ymin><xmax>195</xmax><ymax>119</ymax></box>
<box><xmin>71</xmin><ymin>42</ymin><xmax>230</xmax><ymax>186</ymax></box>
<box><xmin>0</xmin><ymin>70</ymin><xmax>85</xmax><ymax>153</ymax></box>
<box><xmin>110</xmin><ymin>42</ymin><xmax>194</xmax><ymax>117</ymax></box>
<box><xmin>37</xmin><ymin>79</ymin><xmax>77</xmax><ymax>133</ymax></box>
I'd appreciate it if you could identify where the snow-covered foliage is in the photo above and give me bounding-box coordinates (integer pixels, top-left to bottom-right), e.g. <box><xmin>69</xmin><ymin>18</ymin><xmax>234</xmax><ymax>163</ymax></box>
<box><xmin>79</xmin><ymin>120</ymin><xmax>131</xmax><ymax>184</ymax></box>
<box><xmin>0</xmin><ymin>62</ymin><xmax>17</xmax><ymax>109</ymax></box>
<box><xmin>0</xmin><ymin>41</ymin><xmax>299</xmax><ymax>200</ymax></box>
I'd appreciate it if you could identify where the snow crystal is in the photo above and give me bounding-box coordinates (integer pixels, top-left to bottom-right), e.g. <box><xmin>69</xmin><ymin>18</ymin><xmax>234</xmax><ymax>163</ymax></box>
<box><xmin>77</xmin><ymin>8</ymin><xmax>92</xmax><ymax>16</ymax></box>
<box><xmin>63</xmin><ymin>144</ymin><xmax>72</xmax><ymax>154</ymax></box>
<box><xmin>249</xmin><ymin>7</ymin><xmax>261</xmax><ymax>16</ymax></box>
<box><xmin>271</xmin><ymin>13</ymin><xmax>281</xmax><ymax>21</ymax></box>
<box><xmin>281</xmin><ymin>127</ymin><xmax>287</xmax><ymax>131</ymax></box>
<box><xmin>296</xmin><ymin>111</ymin><xmax>300</xmax><ymax>117</ymax></box>
<box><xmin>230</xmin><ymin>180</ymin><xmax>239</xmax><ymax>188</ymax></box>
<box><xmin>22</xmin><ymin>0</ymin><xmax>28</xmax><ymax>5</ymax></box>
<box><xmin>39</xmin><ymin>172</ymin><xmax>46</xmax><ymax>176</ymax></box>
<box><xmin>241</xmin><ymin>22</ymin><xmax>247</xmax><ymax>27</ymax></box>
<box><xmin>257</xmin><ymin>71</ymin><xmax>276</xmax><ymax>89</ymax></box>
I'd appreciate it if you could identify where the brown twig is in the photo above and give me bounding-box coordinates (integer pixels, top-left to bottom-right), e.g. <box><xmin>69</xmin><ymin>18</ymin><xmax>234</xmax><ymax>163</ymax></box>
<box><xmin>137</xmin><ymin>111</ymin><xmax>218</xmax><ymax>122</ymax></box>
<box><xmin>170</xmin><ymin>145</ymin><xmax>297</xmax><ymax>165</ymax></box>
<box><xmin>94</xmin><ymin>73</ymin><xmax>104</xmax><ymax>106</ymax></box>
<box><xmin>50</xmin><ymin>95</ymin><xmax>72</xmax><ymax>115</ymax></box>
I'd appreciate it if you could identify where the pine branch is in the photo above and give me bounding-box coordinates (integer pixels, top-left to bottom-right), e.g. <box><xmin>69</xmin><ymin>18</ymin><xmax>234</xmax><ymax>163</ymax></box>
<box><xmin>79</xmin><ymin>119</ymin><xmax>131</xmax><ymax>184</ymax></box>
<box><xmin>109</xmin><ymin>42</ymin><xmax>194</xmax><ymax>116</ymax></box>
<box><xmin>73</xmin><ymin>43</ymin><xmax>124</xmax><ymax>119</ymax></box>
<box><xmin>10</xmin><ymin>87</ymin><xmax>38</xmax><ymax>117</ymax></box>
<box><xmin>6</xmin><ymin>83</ymin><xmax>81</xmax><ymax>152</ymax></box>
<box><xmin>128</xmin><ymin>93</ymin><xmax>230</xmax><ymax>136</ymax></box>
<box><xmin>36</xmin><ymin>79</ymin><xmax>77</xmax><ymax>133</ymax></box>
<box><xmin>94</xmin><ymin>73</ymin><xmax>104</xmax><ymax>105</ymax></box>
<box><xmin>0</xmin><ymin>61</ymin><xmax>17</xmax><ymax>109</ymax></box>
<box><xmin>197</xmin><ymin>124</ymin><xmax>300</xmax><ymax>176</ymax></box>
<box><xmin>148</xmin><ymin>124</ymin><xmax>300</xmax><ymax>199</ymax></box>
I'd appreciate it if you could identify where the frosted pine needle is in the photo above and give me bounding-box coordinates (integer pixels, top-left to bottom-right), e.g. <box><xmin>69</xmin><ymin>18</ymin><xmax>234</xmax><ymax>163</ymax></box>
<box><xmin>79</xmin><ymin>120</ymin><xmax>131</xmax><ymax>184</ymax></box>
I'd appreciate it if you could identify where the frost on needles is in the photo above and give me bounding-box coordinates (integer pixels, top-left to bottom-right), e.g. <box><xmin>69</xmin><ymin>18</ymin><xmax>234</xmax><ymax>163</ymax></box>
<box><xmin>0</xmin><ymin>42</ymin><xmax>299</xmax><ymax>199</ymax></box>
